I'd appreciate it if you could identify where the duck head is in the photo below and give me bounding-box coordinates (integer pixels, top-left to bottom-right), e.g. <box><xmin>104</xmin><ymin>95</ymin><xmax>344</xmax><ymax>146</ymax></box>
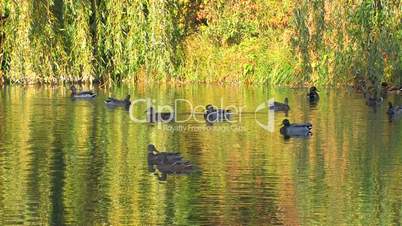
<box><xmin>310</xmin><ymin>86</ymin><xmax>319</xmax><ymax>92</ymax></box>
<box><xmin>387</xmin><ymin>102</ymin><xmax>395</xmax><ymax>116</ymax></box>
<box><xmin>70</xmin><ymin>85</ymin><xmax>77</xmax><ymax>94</ymax></box>
<box><xmin>124</xmin><ymin>95</ymin><xmax>131</xmax><ymax>107</ymax></box>
<box><xmin>147</xmin><ymin>144</ymin><xmax>157</xmax><ymax>154</ymax></box>
<box><xmin>284</xmin><ymin>97</ymin><xmax>289</xmax><ymax>104</ymax></box>
<box><xmin>205</xmin><ymin>104</ymin><xmax>215</xmax><ymax>112</ymax></box>
<box><xmin>282</xmin><ymin>119</ymin><xmax>291</xmax><ymax>127</ymax></box>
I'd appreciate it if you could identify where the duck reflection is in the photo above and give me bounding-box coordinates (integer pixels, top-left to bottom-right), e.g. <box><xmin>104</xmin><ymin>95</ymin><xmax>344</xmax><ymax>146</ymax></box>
<box><xmin>387</xmin><ymin>102</ymin><xmax>402</xmax><ymax>122</ymax></box>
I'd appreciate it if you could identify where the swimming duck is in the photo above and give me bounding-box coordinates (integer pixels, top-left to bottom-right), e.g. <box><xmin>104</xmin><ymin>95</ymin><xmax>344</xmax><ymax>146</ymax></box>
<box><xmin>381</xmin><ymin>82</ymin><xmax>402</xmax><ymax>93</ymax></box>
<box><xmin>156</xmin><ymin>161</ymin><xmax>196</xmax><ymax>174</ymax></box>
<box><xmin>353</xmin><ymin>78</ymin><xmax>367</xmax><ymax>93</ymax></box>
<box><xmin>269</xmin><ymin>98</ymin><xmax>290</xmax><ymax>111</ymax></box>
<box><xmin>146</xmin><ymin>107</ymin><xmax>175</xmax><ymax>123</ymax></box>
<box><xmin>204</xmin><ymin>104</ymin><xmax>232</xmax><ymax>123</ymax></box>
<box><xmin>387</xmin><ymin>102</ymin><xmax>402</xmax><ymax>118</ymax></box>
<box><xmin>147</xmin><ymin>144</ymin><xmax>183</xmax><ymax>165</ymax></box>
<box><xmin>280</xmin><ymin>119</ymin><xmax>312</xmax><ymax>137</ymax></box>
<box><xmin>105</xmin><ymin>95</ymin><xmax>131</xmax><ymax>108</ymax></box>
<box><xmin>363</xmin><ymin>91</ymin><xmax>383</xmax><ymax>107</ymax></box>
<box><xmin>387</xmin><ymin>85</ymin><xmax>402</xmax><ymax>95</ymax></box>
<box><xmin>147</xmin><ymin>144</ymin><xmax>197</xmax><ymax>180</ymax></box>
<box><xmin>307</xmin><ymin>87</ymin><xmax>319</xmax><ymax>102</ymax></box>
<box><xmin>380</xmin><ymin>82</ymin><xmax>389</xmax><ymax>97</ymax></box>
<box><xmin>70</xmin><ymin>85</ymin><xmax>96</xmax><ymax>99</ymax></box>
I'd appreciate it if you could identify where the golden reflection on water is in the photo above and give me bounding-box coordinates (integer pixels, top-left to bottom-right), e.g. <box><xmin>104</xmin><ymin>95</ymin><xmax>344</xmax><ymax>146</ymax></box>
<box><xmin>0</xmin><ymin>85</ymin><xmax>401</xmax><ymax>225</ymax></box>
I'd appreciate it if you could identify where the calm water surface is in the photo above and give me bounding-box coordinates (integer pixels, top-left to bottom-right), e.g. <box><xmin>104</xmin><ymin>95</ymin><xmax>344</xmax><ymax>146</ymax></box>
<box><xmin>0</xmin><ymin>85</ymin><xmax>401</xmax><ymax>225</ymax></box>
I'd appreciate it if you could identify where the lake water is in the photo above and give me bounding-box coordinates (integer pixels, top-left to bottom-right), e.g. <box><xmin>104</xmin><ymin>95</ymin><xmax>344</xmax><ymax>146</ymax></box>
<box><xmin>0</xmin><ymin>85</ymin><xmax>401</xmax><ymax>225</ymax></box>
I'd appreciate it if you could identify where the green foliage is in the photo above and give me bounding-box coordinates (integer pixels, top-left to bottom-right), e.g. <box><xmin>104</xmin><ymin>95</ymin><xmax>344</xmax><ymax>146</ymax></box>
<box><xmin>95</xmin><ymin>0</ymin><xmax>149</xmax><ymax>82</ymax></box>
<box><xmin>0</xmin><ymin>0</ymin><xmax>400</xmax><ymax>86</ymax></box>
<box><xmin>64</xmin><ymin>1</ymin><xmax>94</xmax><ymax>82</ymax></box>
<box><xmin>182</xmin><ymin>35</ymin><xmax>295</xmax><ymax>84</ymax></box>
<box><xmin>291</xmin><ymin>1</ymin><xmax>311</xmax><ymax>83</ymax></box>
<box><xmin>201</xmin><ymin>1</ymin><xmax>258</xmax><ymax>46</ymax></box>
<box><xmin>291</xmin><ymin>0</ymin><xmax>401</xmax><ymax>89</ymax></box>
<box><xmin>147</xmin><ymin>0</ymin><xmax>182</xmax><ymax>79</ymax></box>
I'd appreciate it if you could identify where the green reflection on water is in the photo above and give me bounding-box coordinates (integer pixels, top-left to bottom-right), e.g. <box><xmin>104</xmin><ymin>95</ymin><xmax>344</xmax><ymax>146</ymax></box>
<box><xmin>0</xmin><ymin>85</ymin><xmax>401</xmax><ymax>225</ymax></box>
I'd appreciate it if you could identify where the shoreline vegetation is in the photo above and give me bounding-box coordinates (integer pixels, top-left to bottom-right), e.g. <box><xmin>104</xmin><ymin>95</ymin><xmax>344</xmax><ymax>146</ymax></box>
<box><xmin>0</xmin><ymin>1</ymin><xmax>401</xmax><ymax>91</ymax></box>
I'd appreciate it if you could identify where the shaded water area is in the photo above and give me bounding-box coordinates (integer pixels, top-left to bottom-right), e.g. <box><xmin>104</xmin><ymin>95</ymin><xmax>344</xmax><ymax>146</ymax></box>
<box><xmin>0</xmin><ymin>85</ymin><xmax>401</xmax><ymax>225</ymax></box>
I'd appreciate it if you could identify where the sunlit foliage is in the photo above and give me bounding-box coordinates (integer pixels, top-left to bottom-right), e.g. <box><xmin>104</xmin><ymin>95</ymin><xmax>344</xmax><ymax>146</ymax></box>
<box><xmin>0</xmin><ymin>0</ymin><xmax>400</xmax><ymax>86</ymax></box>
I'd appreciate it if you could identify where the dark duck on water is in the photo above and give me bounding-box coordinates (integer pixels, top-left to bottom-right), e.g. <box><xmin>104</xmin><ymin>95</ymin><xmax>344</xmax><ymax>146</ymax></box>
<box><xmin>280</xmin><ymin>119</ymin><xmax>312</xmax><ymax>138</ymax></box>
<box><xmin>146</xmin><ymin>107</ymin><xmax>175</xmax><ymax>123</ymax></box>
<box><xmin>269</xmin><ymin>97</ymin><xmax>290</xmax><ymax>112</ymax></box>
<box><xmin>70</xmin><ymin>85</ymin><xmax>96</xmax><ymax>99</ymax></box>
<box><xmin>147</xmin><ymin>144</ymin><xmax>183</xmax><ymax>165</ymax></box>
<box><xmin>204</xmin><ymin>104</ymin><xmax>232</xmax><ymax>123</ymax></box>
<box><xmin>387</xmin><ymin>102</ymin><xmax>402</xmax><ymax>119</ymax></box>
<box><xmin>307</xmin><ymin>87</ymin><xmax>319</xmax><ymax>102</ymax></box>
<box><xmin>105</xmin><ymin>95</ymin><xmax>131</xmax><ymax>108</ymax></box>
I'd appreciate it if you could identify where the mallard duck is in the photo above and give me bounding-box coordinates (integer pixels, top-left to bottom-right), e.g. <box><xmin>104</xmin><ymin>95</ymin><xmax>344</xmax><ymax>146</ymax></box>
<box><xmin>387</xmin><ymin>85</ymin><xmax>402</xmax><ymax>95</ymax></box>
<box><xmin>363</xmin><ymin>91</ymin><xmax>383</xmax><ymax>106</ymax></box>
<box><xmin>156</xmin><ymin>161</ymin><xmax>196</xmax><ymax>174</ymax></box>
<box><xmin>105</xmin><ymin>95</ymin><xmax>131</xmax><ymax>108</ymax></box>
<box><xmin>307</xmin><ymin>87</ymin><xmax>319</xmax><ymax>102</ymax></box>
<box><xmin>280</xmin><ymin>119</ymin><xmax>312</xmax><ymax>137</ymax></box>
<box><xmin>146</xmin><ymin>107</ymin><xmax>175</xmax><ymax>123</ymax></box>
<box><xmin>204</xmin><ymin>104</ymin><xmax>232</xmax><ymax>123</ymax></box>
<box><xmin>353</xmin><ymin>78</ymin><xmax>367</xmax><ymax>93</ymax></box>
<box><xmin>387</xmin><ymin>102</ymin><xmax>402</xmax><ymax>118</ymax></box>
<box><xmin>147</xmin><ymin>144</ymin><xmax>197</xmax><ymax>179</ymax></box>
<box><xmin>269</xmin><ymin>98</ymin><xmax>290</xmax><ymax>111</ymax></box>
<box><xmin>70</xmin><ymin>85</ymin><xmax>96</xmax><ymax>99</ymax></box>
<box><xmin>389</xmin><ymin>86</ymin><xmax>402</xmax><ymax>91</ymax></box>
<box><xmin>147</xmin><ymin>144</ymin><xmax>182</xmax><ymax>165</ymax></box>
<box><xmin>381</xmin><ymin>82</ymin><xmax>402</xmax><ymax>92</ymax></box>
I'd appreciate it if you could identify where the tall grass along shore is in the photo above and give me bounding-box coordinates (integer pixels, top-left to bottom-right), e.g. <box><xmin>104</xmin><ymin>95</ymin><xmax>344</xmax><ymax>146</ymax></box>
<box><xmin>0</xmin><ymin>1</ymin><xmax>400</xmax><ymax>88</ymax></box>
